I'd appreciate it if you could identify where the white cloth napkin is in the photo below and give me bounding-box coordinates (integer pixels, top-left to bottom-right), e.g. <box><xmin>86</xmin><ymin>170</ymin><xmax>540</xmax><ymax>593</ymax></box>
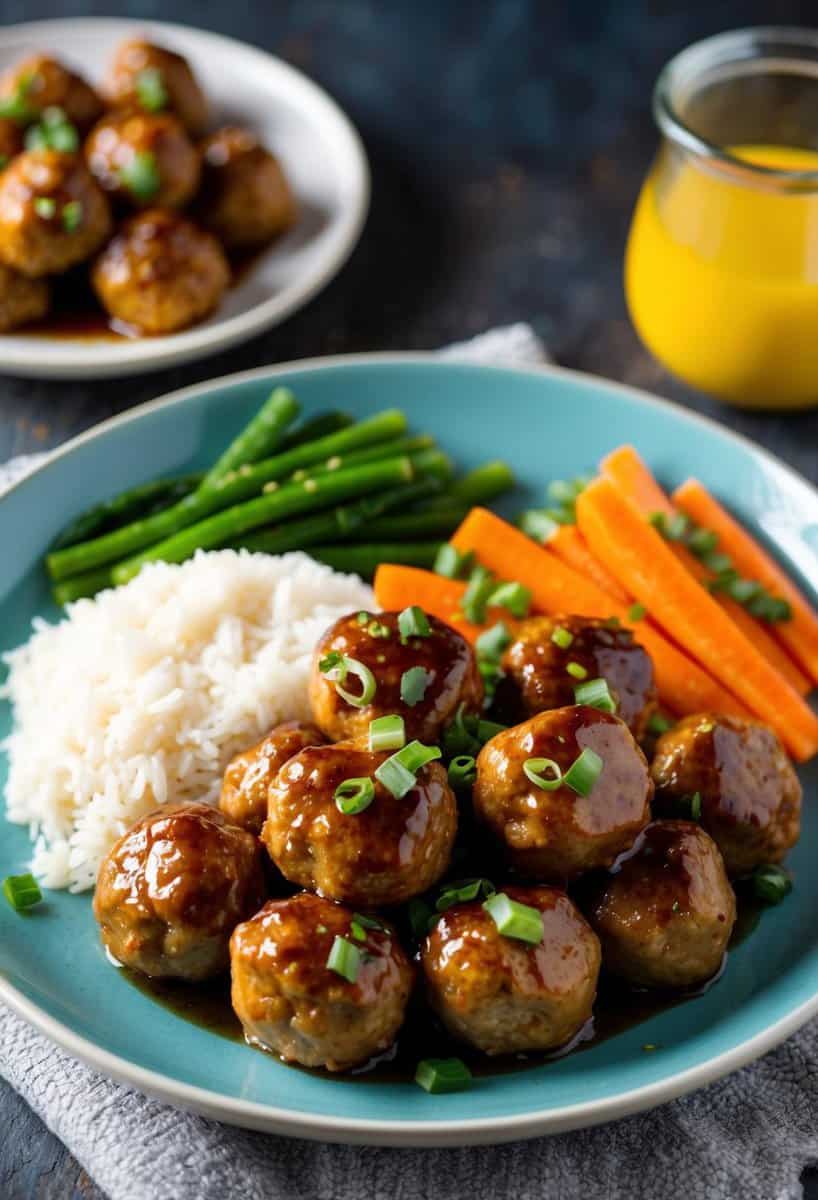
<box><xmin>2</xmin><ymin>324</ymin><xmax>817</xmax><ymax>1200</ymax></box>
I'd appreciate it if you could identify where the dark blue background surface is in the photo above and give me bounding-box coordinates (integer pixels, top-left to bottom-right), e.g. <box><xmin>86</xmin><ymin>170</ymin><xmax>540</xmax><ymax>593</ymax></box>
<box><xmin>1</xmin><ymin>1</ymin><xmax>817</xmax><ymax>1195</ymax></box>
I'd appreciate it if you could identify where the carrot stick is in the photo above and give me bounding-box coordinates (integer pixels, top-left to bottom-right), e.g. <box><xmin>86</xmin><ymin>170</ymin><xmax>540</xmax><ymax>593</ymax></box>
<box><xmin>547</xmin><ymin>524</ymin><xmax>630</xmax><ymax>603</ymax></box>
<box><xmin>603</xmin><ymin>445</ymin><xmax>810</xmax><ymax>695</ymax></box>
<box><xmin>450</xmin><ymin>508</ymin><xmax>749</xmax><ymax>719</ymax></box>
<box><xmin>576</xmin><ymin>478</ymin><xmax>818</xmax><ymax>760</ymax></box>
<box><xmin>372</xmin><ymin>564</ymin><xmax>507</xmax><ymax>644</ymax></box>
<box><xmin>674</xmin><ymin>477</ymin><xmax>818</xmax><ymax>686</ymax></box>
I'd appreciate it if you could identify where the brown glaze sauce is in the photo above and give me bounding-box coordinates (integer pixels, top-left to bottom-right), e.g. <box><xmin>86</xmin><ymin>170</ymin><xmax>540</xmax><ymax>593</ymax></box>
<box><xmin>122</xmin><ymin>881</ymin><xmax>767</xmax><ymax>1085</ymax></box>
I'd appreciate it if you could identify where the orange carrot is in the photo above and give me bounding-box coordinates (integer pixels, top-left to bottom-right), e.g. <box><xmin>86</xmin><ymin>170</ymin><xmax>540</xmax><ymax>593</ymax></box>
<box><xmin>576</xmin><ymin>478</ymin><xmax>818</xmax><ymax>760</ymax></box>
<box><xmin>674</xmin><ymin>477</ymin><xmax>818</xmax><ymax>686</ymax></box>
<box><xmin>449</xmin><ymin>507</ymin><xmax>749</xmax><ymax>719</ymax></box>
<box><xmin>372</xmin><ymin>564</ymin><xmax>507</xmax><ymax>645</ymax></box>
<box><xmin>603</xmin><ymin>445</ymin><xmax>810</xmax><ymax>695</ymax></box>
<box><xmin>547</xmin><ymin>524</ymin><xmax>630</xmax><ymax>603</ymax></box>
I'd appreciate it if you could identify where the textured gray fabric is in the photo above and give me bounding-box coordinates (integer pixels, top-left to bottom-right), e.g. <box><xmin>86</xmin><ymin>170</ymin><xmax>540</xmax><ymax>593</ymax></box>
<box><xmin>1</xmin><ymin>325</ymin><xmax>814</xmax><ymax>1200</ymax></box>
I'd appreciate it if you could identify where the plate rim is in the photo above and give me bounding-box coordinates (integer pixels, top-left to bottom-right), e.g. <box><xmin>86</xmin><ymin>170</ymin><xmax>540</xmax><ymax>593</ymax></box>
<box><xmin>0</xmin><ymin>16</ymin><xmax>370</xmax><ymax>379</ymax></box>
<box><xmin>2</xmin><ymin>351</ymin><xmax>818</xmax><ymax>1146</ymax></box>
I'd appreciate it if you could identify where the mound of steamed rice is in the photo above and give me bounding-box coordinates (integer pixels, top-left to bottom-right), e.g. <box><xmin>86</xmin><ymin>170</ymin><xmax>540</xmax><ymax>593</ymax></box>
<box><xmin>1</xmin><ymin>550</ymin><xmax>372</xmax><ymax>892</ymax></box>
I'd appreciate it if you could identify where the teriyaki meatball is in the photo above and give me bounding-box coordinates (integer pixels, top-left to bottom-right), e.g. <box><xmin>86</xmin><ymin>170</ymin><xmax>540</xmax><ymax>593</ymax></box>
<box><xmin>104</xmin><ymin>39</ymin><xmax>208</xmax><ymax>136</ymax></box>
<box><xmin>196</xmin><ymin>126</ymin><xmax>296</xmax><ymax>249</ymax></box>
<box><xmin>85</xmin><ymin>108</ymin><xmax>200</xmax><ymax>209</ymax></box>
<box><xmin>220</xmin><ymin>720</ymin><xmax>325</xmax><ymax>835</ymax></box>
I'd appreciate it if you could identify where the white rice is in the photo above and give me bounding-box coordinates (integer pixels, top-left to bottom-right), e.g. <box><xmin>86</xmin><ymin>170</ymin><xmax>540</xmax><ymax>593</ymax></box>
<box><xmin>1</xmin><ymin>550</ymin><xmax>373</xmax><ymax>892</ymax></box>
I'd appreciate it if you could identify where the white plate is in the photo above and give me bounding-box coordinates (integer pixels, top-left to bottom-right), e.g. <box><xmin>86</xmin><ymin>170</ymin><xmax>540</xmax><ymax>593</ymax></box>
<box><xmin>0</xmin><ymin>18</ymin><xmax>369</xmax><ymax>379</ymax></box>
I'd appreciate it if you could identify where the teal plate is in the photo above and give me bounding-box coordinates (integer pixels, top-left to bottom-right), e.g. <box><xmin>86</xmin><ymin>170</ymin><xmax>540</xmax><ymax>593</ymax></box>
<box><xmin>2</xmin><ymin>356</ymin><xmax>817</xmax><ymax>1146</ymax></box>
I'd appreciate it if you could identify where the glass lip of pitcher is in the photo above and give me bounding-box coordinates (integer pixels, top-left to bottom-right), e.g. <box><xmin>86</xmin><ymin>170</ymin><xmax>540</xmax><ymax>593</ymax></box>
<box><xmin>654</xmin><ymin>25</ymin><xmax>818</xmax><ymax>189</ymax></box>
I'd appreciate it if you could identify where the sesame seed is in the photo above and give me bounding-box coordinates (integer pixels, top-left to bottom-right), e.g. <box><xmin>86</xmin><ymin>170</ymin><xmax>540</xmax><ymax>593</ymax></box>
<box><xmin>263</xmin><ymin>481</ymin><xmax>279</xmax><ymax>494</ymax></box>
<box><xmin>304</xmin><ymin>479</ymin><xmax>318</xmax><ymax>493</ymax></box>
<box><xmin>326</xmin><ymin>456</ymin><xmax>342</xmax><ymax>470</ymax></box>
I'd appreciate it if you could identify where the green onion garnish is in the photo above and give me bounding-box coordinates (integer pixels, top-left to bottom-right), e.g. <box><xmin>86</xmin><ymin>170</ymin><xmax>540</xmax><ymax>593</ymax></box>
<box><xmin>447</xmin><ymin>754</ymin><xmax>477</xmax><ymax>790</ymax></box>
<box><xmin>401</xmin><ymin>665</ymin><xmax>432</xmax><ymax>707</ymax></box>
<box><xmin>356</xmin><ymin>610</ymin><xmax>369</xmax><ymax>625</ymax></box>
<box><xmin>349</xmin><ymin>919</ymin><xmax>367</xmax><ymax>942</ymax></box>
<box><xmin>690</xmin><ymin>790</ymin><xmax>702</xmax><ymax>820</ymax></box>
<box><xmin>320</xmin><ymin>653</ymin><xmax>377</xmax><ymax>708</ymax></box>
<box><xmin>415</xmin><ymin>1057</ymin><xmax>473</xmax><ymax>1093</ymax></box>
<box><xmin>475</xmin><ymin>621</ymin><xmax>512</xmax><ymax>662</ymax></box>
<box><xmin>477</xmin><ymin>717</ymin><xmax>506</xmax><ymax>743</ymax></box>
<box><xmin>436</xmin><ymin>877</ymin><xmax>495</xmax><ymax>912</ymax></box>
<box><xmin>398</xmin><ymin>605</ymin><xmax>431</xmax><ymax>641</ymax></box>
<box><xmin>326</xmin><ymin>935</ymin><xmax>361</xmax><ymax>982</ymax></box>
<box><xmin>551</xmin><ymin>625</ymin><xmax>574</xmax><ymax>650</ymax></box>
<box><xmin>33</xmin><ymin>196</ymin><xmax>56</xmax><ymax>219</ymax></box>
<box><xmin>752</xmin><ymin>863</ymin><xmax>792</xmax><ymax>905</ymax></box>
<box><xmin>650</xmin><ymin>511</ymin><xmax>689</xmax><ymax>541</ymax></box>
<box><xmin>483</xmin><ymin>892</ymin><xmax>544</xmax><ymax>944</ymax></box>
<box><xmin>135</xmin><ymin>66</ymin><xmax>168</xmax><ymax>112</ymax></box>
<box><xmin>408</xmin><ymin>897</ymin><xmax>436</xmax><ymax>940</ymax></box>
<box><xmin>627</xmin><ymin>602</ymin><xmax>647</xmax><ymax>621</ymax></box>
<box><xmin>434</xmin><ymin>543</ymin><xmax>474</xmax><ymax>580</ymax></box>
<box><xmin>487</xmin><ymin>580</ymin><xmax>532</xmax><ymax>619</ymax></box>
<box><xmin>334</xmin><ymin>776</ymin><xmax>375</xmax><ymax>815</ymax></box>
<box><xmin>725</xmin><ymin>578</ymin><xmax>761</xmax><ymax>605</ymax></box>
<box><xmin>648</xmin><ymin>713</ymin><xmax>674</xmax><ymax>736</ymax></box>
<box><xmin>688</xmin><ymin>527</ymin><xmax>719</xmax><ymax>556</ymax></box>
<box><xmin>118</xmin><ymin>150</ymin><xmax>161</xmax><ymax>201</ymax></box>
<box><xmin>518</xmin><ymin>508</ymin><xmax>559</xmax><ymax>543</ymax></box>
<box><xmin>566</xmin><ymin>661</ymin><xmax>588</xmax><ymax>680</ymax></box>
<box><xmin>61</xmin><ymin>200</ymin><xmax>82</xmax><ymax>234</ymax></box>
<box><xmin>574</xmin><ymin>677</ymin><xmax>617</xmax><ymax>714</ymax></box>
<box><xmin>461</xmin><ymin>564</ymin><xmax>495</xmax><ymax>624</ymax></box>
<box><xmin>375</xmin><ymin>740</ymin><xmax>441</xmax><ymax>798</ymax></box>
<box><xmin>701</xmin><ymin>549</ymin><xmax>733</xmax><ymax>576</ymax></box>
<box><xmin>2</xmin><ymin>873</ymin><xmax>42</xmax><ymax>912</ymax></box>
<box><xmin>562</xmin><ymin>747</ymin><xmax>603</xmax><ymax>796</ymax></box>
<box><xmin>368</xmin><ymin>714</ymin><xmax>406</xmax><ymax>753</ymax></box>
<box><xmin>523</xmin><ymin>757</ymin><xmax>563</xmax><ymax>790</ymax></box>
<box><xmin>351</xmin><ymin>912</ymin><xmax>388</xmax><ymax>932</ymax></box>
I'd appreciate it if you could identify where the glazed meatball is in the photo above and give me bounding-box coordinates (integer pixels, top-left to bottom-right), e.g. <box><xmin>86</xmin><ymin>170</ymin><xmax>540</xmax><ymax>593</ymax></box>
<box><xmin>220</xmin><ymin>720</ymin><xmax>325</xmax><ymax>835</ymax></box>
<box><xmin>0</xmin><ymin>54</ymin><xmax>103</xmax><ymax>132</ymax></box>
<box><xmin>0</xmin><ymin>261</ymin><xmax>49</xmax><ymax>330</ymax></box>
<box><xmin>422</xmin><ymin>886</ymin><xmax>600</xmax><ymax>1055</ymax></box>
<box><xmin>0</xmin><ymin>117</ymin><xmax>22</xmax><ymax>168</ymax></box>
<box><xmin>495</xmin><ymin>614</ymin><xmax>657</xmax><ymax>742</ymax></box>
<box><xmin>94</xmin><ymin>802</ymin><xmax>266</xmax><ymax>981</ymax></box>
<box><xmin>85</xmin><ymin>109</ymin><xmax>200</xmax><ymax>209</ymax></box>
<box><xmin>0</xmin><ymin>150</ymin><xmax>111</xmax><ymax>276</ymax></box>
<box><xmin>651</xmin><ymin>714</ymin><xmax>801</xmax><ymax>877</ymax></box>
<box><xmin>588</xmin><ymin>820</ymin><xmax>736</xmax><ymax>989</ymax></box>
<box><xmin>474</xmin><ymin>705</ymin><xmax>652</xmax><ymax>882</ymax></box>
<box><xmin>196</xmin><ymin>127</ymin><xmax>296</xmax><ymax>249</ymax></box>
<box><xmin>231</xmin><ymin>892</ymin><xmax>413</xmax><ymax>1071</ymax></box>
<box><xmin>91</xmin><ymin>208</ymin><xmax>229</xmax><ymax>334</ymax></box>
<box><xmin>309</xmin><ymin>610</ymin><xmax>483</xmax><ymax>745</ymax></box>
<box><xmin>263</xmin><ymin>741</ymin><xmax>457</xmax><ymax>906</ymax></box>
<box><xmin>104</xmin><ymin>40</ymin><xmax>208</xmax><ymax>136</ymax></box>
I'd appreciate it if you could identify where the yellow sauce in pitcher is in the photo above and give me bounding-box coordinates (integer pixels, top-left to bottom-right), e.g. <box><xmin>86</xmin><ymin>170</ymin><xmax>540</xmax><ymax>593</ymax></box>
<box><xmin>625</xmin><ymin>144</ymin><xmax>818</xmax><ymax>409</ymax></box>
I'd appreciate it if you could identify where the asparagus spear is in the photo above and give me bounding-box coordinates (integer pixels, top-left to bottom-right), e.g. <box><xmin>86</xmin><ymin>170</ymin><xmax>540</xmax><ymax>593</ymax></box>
<box><xmin>112</xmin><ymin>456</ymin><xmax>414</xmax><ymax>583</ymax></box>
<box><xmin>46</xmin><ymin>410</ymin><xmax>408</xmax><ymax>582</ymax></box>
<box><xmin>200</xmin><ymin>387</ymin><xmax>299</xmax><ymax>488</ymax></box>
<box><xmin>50</xmin><ymin>473</ymin><xmax>203</xmax><ymax>550</ymax></box>
<box><xmin>309</xmin><ymin>542</ymin><xmax>443</xmax><ymax>577</ymax></box>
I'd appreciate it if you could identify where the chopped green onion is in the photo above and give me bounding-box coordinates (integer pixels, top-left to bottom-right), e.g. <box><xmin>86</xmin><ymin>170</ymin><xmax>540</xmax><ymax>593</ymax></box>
<box><xmin>334</xmin><ymin>776</ymin><xmax>375</xmax><ymax>815</ymax></box>
<box><xmin>408</xmin><ymin>897</ymin><xmax>435</xmax><ymax>939</ymax></box>
<box><xmin>0</xmin><ymin>155</ymin><xmax>7</xmax><ymax>171</ymax></box>
<box><xmin>477</xmin><ymin>717</ymin><xmax>506</xmax><ymax>742</ymax></box>
<box><xmin>460</xmin><ymin>564</ymin><xmax>495</xmax><ymax>624</ymax></box>
<box><xmin>3</xmin><ymin>873</ymin><xmax>42</xmax><ymax>912</ymax></box>
<box><xmin>749</xmin><ymin>592</ymin><xmax>792</xmax><ymax>623</ymax></box>
<box><xmin>415</xmin><ymin>1057</ymin><xmax>473</xmax><ymax>1093</ymax></box>
<box><xmin>475</xmin><ymin>621</ymin><xmax>512</xmax><ymax>662</ymax></box>
<box><xmin>518</xmin><ymin>508</ymin><xmax>559</xmax><ymax>543</ymax></box>
<box><xmin>441</xmin><ymin>705</ymin><xmax>506</xmax><ymax>759</ymax></box>
<box><xmin>351</xmin><ymin>912</ymin><xmax>389</xmax><ymax>931</ymax></box>
<box><xmin>752</xmin><ymin>863</ymin><xmax>792</xmax><ymax>905</ymax></box>
<box><xmin>436</xmin><ymin>877</ymin><xmax>495</xmax><ymax>912</ymax></box>
<box><xmin>688</xmin><ymin>527</ymin><xmax>719</xmax><ymax>556</ymax></box>
<box><xmin>367</xmin><ymin>620</ymin><xmax>391</xmax><ymax>638</ymax></box>
<box><xmin>487</xmin><ymin>580</ymin><xmax>532</xmax><ymax>618</ymax></box>
<box><xmin>725</xmin><ymin>577</ymin><xmax>761</xmax><ymax>605</ymax></box>
<box><xmin>563</xmin><ymin>747</ymin><xmax>603</xmax><ymax>796</ymax></box>
<box><xmin>118</xmin><ymin>150</ymin><xmax>161</xmax><ymax>201</ymax></box>
<box><xmin>701</xmin><ymin>549</ymin><xmax>734</xmax><ymax>576</ymax></box>
<box><xmin>401</xmin><ymin>665</ymin><xmax>432</xmax><ymax>707</ymax></box>
<box><xmin>326</xmin><ymin>935</ymin><xmax>361</xmax><ymax>982</ymax></box>
<box><xmin>33</xmin><ymin>196</ymin><xmax>56</xmax><ymax>219</ymax></box>
<box><xmin>448</xmin><ymin>755</ymin><xmax>477</xmax><ymax>790</ymax></box>
<box><xmin>650</xmin><ymin>511</ymin><xmax>689</xmax><ymax>541</ymax></box>
<box><xmin>316</xmin><ymin>923</ymin><xmax>328</xmax><ymax>933</ymax></box>
<box><xmin>574</xmin><ymin>677</ymin><xmax>617</xmax><ymax>714</ymax></box>
<box><xmin>0</xmin><ymin>77</ymin><xmax>35</xmax><ymax>123</ymax></box>
<box><xmin>356</xmin><ymin>610</ymin><xmax>369</xmax><ymax>625</ymax></box>
<box><xmin>319</xmin><ymin>650</ymin><xmax>343</xmax><ymax>673</ymax></box>
<box><xmin>135</xmin><ymin>66</ymin><xmax>168</xmax><ymax>112</ymax></box>
<box><xmin>523</xmin><ymin>757</ymin><xmax>563</xmax><ymax>790</ymax></box>
<box><xmin>349</xmin><ymin>919</ymin><xmax>367</xmax><ymax>941</ymax></box>
<box><xmin>320</xmin><ymin>654</ymin><xmax>377</xmax><ymax>708</ymax></box>
<box><xmin>368</xmin><ymin>714</ymin><xmax>405</xmax><ymax>752</ymax></box>
<box><xmin>551</xmin><ymin>625</ymin><xmax>574</xmax><ymax>650</ymax></box>
<box><xmin>483</xmin><ymin>892</ymin><xmax>543</xmax><ymax>944</ymax></box>
<box><xmin>375</xmin><ymin>740</ymin><xmax>441</xmax><ymax>798</ymax></box>
<box><xmin>627</xmin><ymin>602</ymin><xmax>647</xmax><ymax>621</ymax></box>
<box><xmin>25</xmin><ymin>111</ymin><xmax>79</xmax><ymax>153</ymax></box>
<box><xmin>566</xmin><ymin>661</ymin><xmax>588</xmax><ymax>680</ymax></box>
<box><xmin>398</xmin><ymin>605</ymin><xmax>431</xmax><ymax>640</ymax></box>
<box><xmin>434</xmin><ymin>543</ymin><xmax>474</xmax><ymax>579</ymax></box>
<box><xmin>61</xmin><ymin>200</ymin><xmax>82</xmax><ymax>233</ymax></box>
<box><xmin>648</xmin><ymin>713</ymin><xmax>674</xmax><ymax>736</ymax></box>
<box><xmin>548</xmin><ymin>478</ymin><xmax>583</xmax><ymax>505</ymax></box>
<box><xmin>690</xmin><ymin>790</ymin><xmax>702</xmax><ymax>821</ymax></box>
